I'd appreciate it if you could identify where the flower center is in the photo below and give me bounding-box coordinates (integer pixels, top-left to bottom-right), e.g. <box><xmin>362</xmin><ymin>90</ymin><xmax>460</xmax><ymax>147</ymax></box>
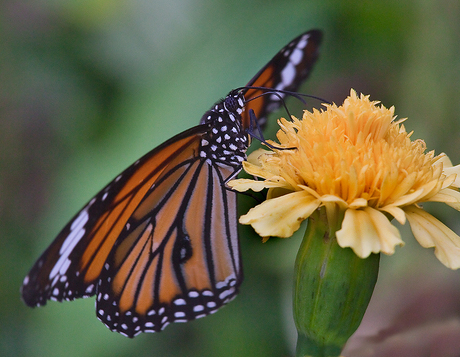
<box><xmin>263</xmin><ymin>92</ymin><xmax>443</xmax><ymax>208</ymax></box>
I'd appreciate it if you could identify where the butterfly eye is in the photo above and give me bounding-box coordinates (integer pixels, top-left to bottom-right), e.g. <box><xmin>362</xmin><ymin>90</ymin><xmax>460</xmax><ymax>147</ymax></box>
<box><xmin>223</xmin><ymin>94</ymin><xmax>240</xmax><ymax>113</ymax></box>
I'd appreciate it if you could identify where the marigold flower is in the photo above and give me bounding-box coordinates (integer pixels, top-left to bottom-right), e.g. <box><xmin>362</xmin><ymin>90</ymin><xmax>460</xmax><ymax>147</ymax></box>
<box><xmin>229</xmin><ymin>89</ymin><xmax>460</xmax><ymax>269</ymax></box>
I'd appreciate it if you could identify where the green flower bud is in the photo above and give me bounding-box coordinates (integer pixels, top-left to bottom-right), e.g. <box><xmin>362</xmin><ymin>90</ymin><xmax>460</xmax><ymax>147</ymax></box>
<box><xmin>294</xmin><ymin>207</ymin><xmax>380</xmax><ymax>357</ymax></box>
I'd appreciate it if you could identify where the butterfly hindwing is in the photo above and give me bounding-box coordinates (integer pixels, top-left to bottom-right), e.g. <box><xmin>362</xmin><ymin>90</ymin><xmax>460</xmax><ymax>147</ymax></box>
<box><xmin>96</xmin><ymin>159</ymin><xmax>241</xmax><ymax>336</ymax></box>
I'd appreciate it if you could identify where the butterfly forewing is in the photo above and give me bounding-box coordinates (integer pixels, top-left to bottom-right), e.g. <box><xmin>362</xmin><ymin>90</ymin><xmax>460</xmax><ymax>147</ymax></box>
<box><xmin>242</xmin><ymin>30</ymin><xmax>322</xmax><ymax>129</ymax></box>
<box><xmin>21</xmin><ymin>126</ymin><xmax>210</xmax><ymax>307</ymax></box>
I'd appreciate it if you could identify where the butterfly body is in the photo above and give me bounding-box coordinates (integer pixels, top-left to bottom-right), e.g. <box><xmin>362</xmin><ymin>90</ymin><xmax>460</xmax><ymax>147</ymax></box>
<box><xmin>199</xmin><ymin>91</ymin><xmax>248</xmax><ymax>167</ymax></box>
<box><xmin>22</xmin><ymin>30</ymin><xmax>322</xmax><ymax>337</ymax></box>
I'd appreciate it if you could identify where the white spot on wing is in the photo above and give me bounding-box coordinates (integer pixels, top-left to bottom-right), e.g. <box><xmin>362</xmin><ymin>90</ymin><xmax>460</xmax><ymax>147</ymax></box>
<box><xmin>193</xmin><ymin>305</ymin><xmax>204</xmax><ymax>312</ymax></box>
<box><xmin>49</xmin><ymin>208</ymin><xmax>89</xmax><ymax>280</ymax></box>
<box><xmin>281</xmin><ymin>62</ymin><xmax>296</xmax><ymax>87</ymax></box>
<box><xmin>290</xmin><ymin>48</ymin><xmax>303</xmax><ymax>65</ymax></box>
<box><xmin>219</xmin><ymin>287</ymin><xmax>234</xmax><ymax>300</ymax></box>
<box><xmin>174</xmin><ymin>298</ymin><xmax>186</xmax><ymax>306</ymax></box>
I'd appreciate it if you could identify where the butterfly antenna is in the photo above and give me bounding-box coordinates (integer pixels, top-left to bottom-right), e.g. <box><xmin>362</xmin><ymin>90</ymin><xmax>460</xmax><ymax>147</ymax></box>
<box><xmin>236</xmin><ymin>85</ymin><xmax>331</xmax><ymax>106</ymax></box>
<box><xmin>246</xmin><ymin>109</ymin><xmax>295</xmax><ymax>151</ymax></box>
<box><xmin>248</xmin><ymin>90</ymin><xmax>295</xmax><ymax>120</ymax></box>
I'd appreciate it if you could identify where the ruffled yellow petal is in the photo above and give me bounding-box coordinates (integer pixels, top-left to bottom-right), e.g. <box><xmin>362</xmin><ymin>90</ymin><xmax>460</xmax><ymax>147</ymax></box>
<box><xmin>443</xmin><ymin>166</ymin><xmax>460</xmax><ymax>188</ymax></box>
<box><xmin>404</xmin><ymin>205</ymin><xmax>460</xmax><ymax>269</ymax></box>
<box><xmin>227</xmin><ymin>178</ymin><xmax>281</xmax><ymax>193</ymax></box>
<box><xmin>239</xmin><ymin>191</ymin><xmax>320</xmax><ymax>238</ymax></box>
<box><xmin>379</xmin><ymin>205</ymin><xmax>407</xmax><ymax>224</ymax></box>
<box><xmin>336</xmin><ymin>207</ymin><xmax>403</xmax><ymax>258</ymax></box>
<box><xmin>246</xmin><ymin>148</ymin><xmax>272</xmax><ymax>165</ymax></box>
<box><xmin>241</xmin><ymin>160</ymin><xmax>276</xmax><ymax>180</ymax></box>
<box><xmin>427</xmin><ymin>187</ymin><xmax>460</xmax><ymax>211</ymax></box>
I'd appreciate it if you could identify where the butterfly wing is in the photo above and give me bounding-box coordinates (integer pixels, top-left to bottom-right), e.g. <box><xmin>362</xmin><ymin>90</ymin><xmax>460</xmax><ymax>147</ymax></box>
<box><xmin>22</xmin><ymin>120</ymin><xmax>243</xmax><ymax>337</ymax></box>
<box><xmin>21</xmin><ymin>124</ymin><xmax>231</xmax><ymax>306</ymax></box>
<box><xmin>241</xmin><ymin>29</ymin><xmax>323</xmax><ymax>129</ymax></box>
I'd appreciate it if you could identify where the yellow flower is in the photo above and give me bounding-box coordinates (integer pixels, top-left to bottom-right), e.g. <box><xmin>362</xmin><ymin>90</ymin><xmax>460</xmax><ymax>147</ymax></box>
<box><xmin>229</xmin><ymin>89</ymin><xmax>460</xmax><ymax>269</ymax></box>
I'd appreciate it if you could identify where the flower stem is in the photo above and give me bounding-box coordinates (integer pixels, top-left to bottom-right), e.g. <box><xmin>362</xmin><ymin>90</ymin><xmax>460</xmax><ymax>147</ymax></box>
<box><xmin>294</xmin><ymin>207</ymin><xmax>380</xmax><ymax>356</ymax></box>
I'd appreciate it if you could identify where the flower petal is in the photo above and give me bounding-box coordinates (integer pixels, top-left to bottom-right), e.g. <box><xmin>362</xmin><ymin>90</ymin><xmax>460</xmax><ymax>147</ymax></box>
<box><xmin>241</xmin><ymin>160</ymin><xmax>274</xmax><ymax>179</ymax></box>
<box><xmin>227</xmin><ymin>178</ymin><xmax>281</xmax><ymax>192</ymax></box>
<box><xmin>337</xmin><ymin>207</ymin><xmax>403</xmax><ymax>258</ymax></box>
<box><xmin>427</xmin><ymin>187</ymin><xmax>460</xmax><ymax>211</ymax></box>
<box><xmin>246</xmin><ymin>148</ymin><xmax>272</xmax><ymax>165</ymax></box>
<box><xmin>439</xmin><ymin>153</ymin><xmax>460</xmax><ymax>188</ymax></box>
<box><xmin>389</xmin><ymin>187</ymin><xmax>428</xmax><ymax>207</ymax></box>
<box><xmin>404</xmin><ymin>205</ymin><xmax>460</xmax><ymax>269</ymax></box>
<box><xmin>379</xmin><ymin>205</ymin><xmax>407</xmax><ymax>224</ymax></box>
<box><xmin>239</xmin><ymin>191</ymin><xmax>320</xmax><ymax>238</ymax></box>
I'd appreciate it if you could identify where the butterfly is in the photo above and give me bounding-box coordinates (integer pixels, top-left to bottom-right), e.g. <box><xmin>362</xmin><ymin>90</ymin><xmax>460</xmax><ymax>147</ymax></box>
<box><xmin>21</xmin><ymin>29</ymin><xmax>322</xmax><ymax>337</ymax></box>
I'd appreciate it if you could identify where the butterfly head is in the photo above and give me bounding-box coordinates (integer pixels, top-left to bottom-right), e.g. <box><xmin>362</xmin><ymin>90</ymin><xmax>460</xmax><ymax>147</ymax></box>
<box><xmin>223</xmin><ymin>90</ymin><xmax>245</xmax><ymax>116</ymax></box>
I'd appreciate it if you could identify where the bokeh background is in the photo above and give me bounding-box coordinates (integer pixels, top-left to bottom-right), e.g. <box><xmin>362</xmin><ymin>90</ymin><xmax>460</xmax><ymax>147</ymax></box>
<box><xmin>2</xmin><ymin>1</ymin><xmax>460</xmax><ymax>356</ymax></box>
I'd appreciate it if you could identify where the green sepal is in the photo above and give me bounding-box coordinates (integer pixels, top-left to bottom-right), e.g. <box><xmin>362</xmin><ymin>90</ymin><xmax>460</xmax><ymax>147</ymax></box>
<box><xmin>294</xmin><ymin>207</ymin><xmax>380</xmax><ymax>357</ymax></box>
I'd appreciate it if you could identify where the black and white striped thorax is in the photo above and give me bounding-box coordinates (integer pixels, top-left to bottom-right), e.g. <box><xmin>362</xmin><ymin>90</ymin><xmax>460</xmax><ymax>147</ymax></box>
<box><xmin>199</xmin><ymin>91</ymin><xmax>248</xmax><ymax>167</ymax></box>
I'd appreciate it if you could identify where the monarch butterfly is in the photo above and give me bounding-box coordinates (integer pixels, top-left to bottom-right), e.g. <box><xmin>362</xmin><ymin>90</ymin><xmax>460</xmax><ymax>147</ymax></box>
<box><xmin>21</xmin><ymin>30</ymin><xmax>322</xmax><ymax>337</ymax></box>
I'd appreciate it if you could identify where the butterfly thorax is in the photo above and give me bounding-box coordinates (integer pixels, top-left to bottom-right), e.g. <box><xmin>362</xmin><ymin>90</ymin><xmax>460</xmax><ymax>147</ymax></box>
<box><xmin>199</xmin><ymin>91</ymin><xmax>248</xmax><ymax>167</ymax></box>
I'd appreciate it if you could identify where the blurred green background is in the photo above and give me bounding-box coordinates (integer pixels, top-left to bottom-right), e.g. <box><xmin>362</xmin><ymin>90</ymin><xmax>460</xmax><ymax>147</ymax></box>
<box><xmin>2</xmin><ymin>1</ymin><xmax>460</xmax><ymax>356</ymax></box>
